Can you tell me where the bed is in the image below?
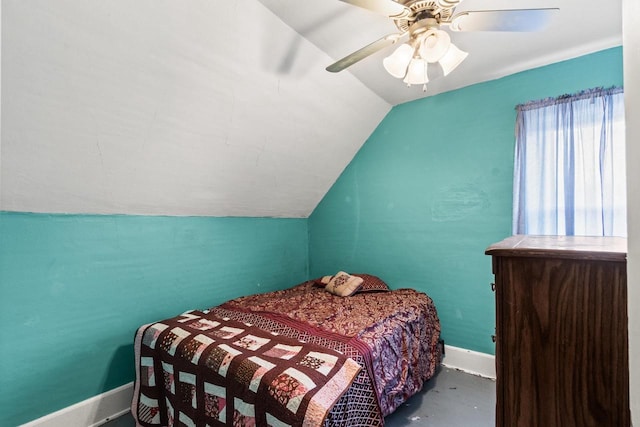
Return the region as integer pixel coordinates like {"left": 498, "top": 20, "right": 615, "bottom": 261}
{"left": 131, "top": 272, "right": 441, "bottom": 426}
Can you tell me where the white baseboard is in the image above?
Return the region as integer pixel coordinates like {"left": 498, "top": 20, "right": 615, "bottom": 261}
{"left": 20, "top": 382, "right": 134, "bottom": 427}
{"left": 441, "top": 344, "right": 496, "bottom": 379}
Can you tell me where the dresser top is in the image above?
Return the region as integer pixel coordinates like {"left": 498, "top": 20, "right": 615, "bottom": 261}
{"left": 486, "top": 235, "right": 627, "bottom": 261}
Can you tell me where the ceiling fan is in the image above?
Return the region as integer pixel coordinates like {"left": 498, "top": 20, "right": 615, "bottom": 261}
{"left": 326, "top": 0, "right": 558, "bottom": 90}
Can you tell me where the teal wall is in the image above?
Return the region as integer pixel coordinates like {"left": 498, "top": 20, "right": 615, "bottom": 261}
{"left": 309, "top": 47, "right": 624, "bottom": 355}
{"left": 0, "top": 212, "right": 308, "bottom": 426}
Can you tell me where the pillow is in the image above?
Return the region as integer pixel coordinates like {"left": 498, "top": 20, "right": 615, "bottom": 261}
{"left": 313, "top": 275, "right": 333, "bottom": 287}
{"left": 325, "top": 271, "right": 364, "bottom": 297}
{"left": 351, "top": 274, "right": 390, "bottom": 293}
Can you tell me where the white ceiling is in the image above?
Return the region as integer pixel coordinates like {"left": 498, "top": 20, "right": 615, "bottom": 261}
{"left": 258, "top": 0, "right": 623, "bottom": 105}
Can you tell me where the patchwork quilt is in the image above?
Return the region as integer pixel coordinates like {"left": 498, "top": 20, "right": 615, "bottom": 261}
{"left": 133, "top": 310, "right": 361, "bottom": 427}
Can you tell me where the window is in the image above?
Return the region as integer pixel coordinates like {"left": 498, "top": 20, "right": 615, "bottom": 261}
{"left": 513, "top": 87, "right": 626, "bottom": 237}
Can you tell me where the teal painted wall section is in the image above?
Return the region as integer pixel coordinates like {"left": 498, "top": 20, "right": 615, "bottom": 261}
{"left": 309, "top": 47, "right": 624, "bottom": 355}
{"left": 0, "top": 212, "right": 308, "bottom": 426}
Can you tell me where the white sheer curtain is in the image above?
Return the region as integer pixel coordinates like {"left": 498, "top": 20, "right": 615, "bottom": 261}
{"left": 513, "top": 87, "right": 627, "bottom": 237}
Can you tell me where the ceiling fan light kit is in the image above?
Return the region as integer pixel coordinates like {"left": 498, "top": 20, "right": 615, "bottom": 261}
{"left": 383, "top": 20, "right": 468, "bottom": 91}
{"left": 327, "top": 0, "right": 558, "bottom": 92}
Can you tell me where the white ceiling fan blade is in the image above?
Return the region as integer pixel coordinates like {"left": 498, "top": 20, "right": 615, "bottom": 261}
{"left": 450, "top": 8, "right": 559, "bottom": 32}
{"left": 326, "top": 33, "right": 405, "bottom": 72}
{"left": 339, "top": 0, "right": 412, "bottom": 19}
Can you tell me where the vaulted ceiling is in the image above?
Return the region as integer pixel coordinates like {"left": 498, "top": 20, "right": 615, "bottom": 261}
{"left": 0, "top": 0, "right": 622, "bottom": 218}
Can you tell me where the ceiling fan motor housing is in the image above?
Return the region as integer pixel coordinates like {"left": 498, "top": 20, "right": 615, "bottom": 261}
{"left": 394, "top": 0, "right": 459, "bottom": 32}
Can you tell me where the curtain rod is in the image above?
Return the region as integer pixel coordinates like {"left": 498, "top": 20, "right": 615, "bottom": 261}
{"left": 515, "top": 86, "right": 623, "bottom": 112}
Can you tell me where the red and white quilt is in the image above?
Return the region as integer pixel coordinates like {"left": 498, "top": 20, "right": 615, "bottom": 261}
{"left": 132, "top": 310, "right": 361, "bottom": 427}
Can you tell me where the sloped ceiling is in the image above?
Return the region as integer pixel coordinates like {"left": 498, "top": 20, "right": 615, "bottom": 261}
{"left": 0, "top": 0, "right": 390, "bottom": 218}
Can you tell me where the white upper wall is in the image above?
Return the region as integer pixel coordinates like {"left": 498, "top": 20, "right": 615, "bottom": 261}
{"left": 0, "top": 0, "right": 390, "bottom": 217}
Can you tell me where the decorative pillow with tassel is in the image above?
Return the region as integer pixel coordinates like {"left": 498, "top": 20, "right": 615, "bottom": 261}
{"left": 325, "top": 271, "right": 364, "bottom": 297}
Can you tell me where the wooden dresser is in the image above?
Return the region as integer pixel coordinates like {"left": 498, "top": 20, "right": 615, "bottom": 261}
{"left": 486, "top": 235, "right": 630, "bottom": 427}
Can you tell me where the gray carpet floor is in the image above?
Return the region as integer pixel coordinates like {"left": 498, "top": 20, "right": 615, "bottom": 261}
{"left": 385, "top": 367, "right": 495, "bottom": 426}
{"left": 106, "top": 366, "right": 495, "bottom": 427}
